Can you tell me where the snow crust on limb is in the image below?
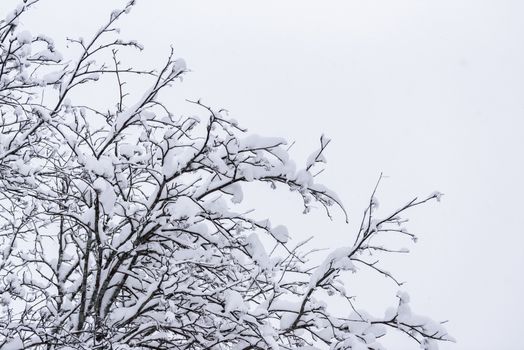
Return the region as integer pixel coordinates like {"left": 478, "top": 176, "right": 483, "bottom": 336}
{"left": 0, "top": 2, "right": 452, "bottom": 350}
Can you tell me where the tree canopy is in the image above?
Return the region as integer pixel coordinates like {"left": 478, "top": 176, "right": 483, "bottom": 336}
{"left": 0, "top": 2, "right": 453, "bottom": 349}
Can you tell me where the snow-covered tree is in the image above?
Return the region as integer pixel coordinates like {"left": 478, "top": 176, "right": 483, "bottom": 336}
{"left": 0, "top": 2, "right": 453, "bottom": 349}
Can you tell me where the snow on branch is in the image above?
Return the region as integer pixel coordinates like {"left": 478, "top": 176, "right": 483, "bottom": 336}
{"left": 0, "top": 3, "right": 452, "bottom": 350}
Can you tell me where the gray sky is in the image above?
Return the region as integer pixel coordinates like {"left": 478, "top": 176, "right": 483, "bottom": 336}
{"left": 9, "top": 0, "right": 524, "bottom": 348}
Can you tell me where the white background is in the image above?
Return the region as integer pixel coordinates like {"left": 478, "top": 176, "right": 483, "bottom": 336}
{"left": 6, "top": 0, "right": 524, "bottom": 349}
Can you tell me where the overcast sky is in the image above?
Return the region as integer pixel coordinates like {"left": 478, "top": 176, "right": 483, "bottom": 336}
{"left": 8, "top": 0, "right": 524, "bottom": 349}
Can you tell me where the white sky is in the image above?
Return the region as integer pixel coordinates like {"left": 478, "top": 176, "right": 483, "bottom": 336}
{"left": 6, "top": 0, "right": 524, "bottom": 349}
